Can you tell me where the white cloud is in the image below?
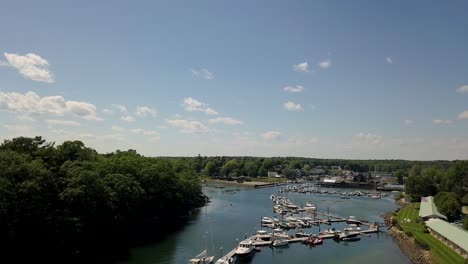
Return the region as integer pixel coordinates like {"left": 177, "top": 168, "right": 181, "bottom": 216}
{"left": 167, "top": 119, "right": 209, "bottom": 133}
{"left": 456, "top": 85, "right": 468, "bottom": 93}
{"left": 135, "top": 106, "right": 157, "bottom": 117}
{"left": 3, "top": 52, "right": 54, "bottom": 83}
{"left": 283, "top": 85, "right": 304, "bottom": 93}
{"left": 102, "top": 133, "right": 125, "bottom": 142}
{"left": 121, "top": 115, "right": 135, "bottom": 122}
{"left": 0, "top": 91, "right": 101, "bottom": 120}
{"left": 111, "top": 125, "right": 124, "bottom": 132}
{"left": 208, "top": 117, "right": 243, "bottom": 125}
{"left": 432, "top": 119, "right": 452, "bottom": 125}
{"left": 131, "top": 128, "right": 158, "bottom": 136}
{"left": 46, "top": 119, "right": 81, "bottom": 126}
{"left": 182, "top": 97, "right": 219, "bottom": 115}
{"left": 354, "top": 132, "right": 383, "bottom": 145}
{"left": 16, "top": 114, "right": 35, "bottom": 121}
{"left": 458, "top": 110, "right": 468, "bottom": 120}
{"left": 284, "top": 101, "right": 303, "bottom": 112}
{"left": 386, "top": 57, "right": 393, "bottom": 64}
{"left": 404, "top": 119, "right": 413, "bottom": 125}
{"left": 149, "top": 136, "right": 161, "bottom": 142}
{"left": 111, "top": 104, "right": 136, "bottom": 121}
{"left": 261, "top": 131, "right": 281, "bottom": 140}
{"left": 3, "top": 124, "right": 32, "bottom": 134}
{"left": 318, "top": 59, "right": 331, "bottom": 69}
{"left": 309, "top": 137, "right": 319, "bottom": 144}
{"left": 102, "top": 108, "right": 113, "bottom": 114}
{"left": 191, "top": 68, "right": 214, "bottom": 80}
{"left": 293, "top": 62, "right": 309, "bottom": 72}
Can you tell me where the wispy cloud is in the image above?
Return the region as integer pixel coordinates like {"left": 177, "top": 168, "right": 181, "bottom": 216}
{"left": 293, "top": 62, "right": 309, "bottom": 72}
{"left": 131, "top": 128, "right": 158, "bottom": 136}
{"left": 404, "top": 119, "right": 413, "bottom": 125}
{"left": 182, "top": 97, "right": 219, "bottom": 115}
{"left": 456, "top": 85, "right": 468, "bottom": 93}
{"left": 354, "top": 132, "right": 383, "bottom": 145}
{"left": 16, "top": 114, "right": 35, "bottom": 122}
{"left": 386, "top": 57, "right": 393, "bottom": 64}
{"left": 3, "top": 124, "right": 32, "bottom": 134}
{"left": 261, "top": 131, "right": 281, "bottom": 140}
{"left": 208, "top": 117, "right": 243, "bottom": 125}
{"left": 284, "top": 101, "right": 303, "bottom": 112}
{"left": 167, "top": 119, "right": 209, "bottom": 133}
{"left": 191, "top": 68, "right": 214, "bottom": 80}
{"left": 458, "top": 110, "right": 468, "bottom": 120}
{"left": 0, "top": 91, "right": 101, "bottom": 120}
{"left": 121, "top": 115, "right": 135, "bottom": 122}
{"left": 46, "top": 119, "right": 81, "bottom": 126}
{"left": 283, "top": 85, "right": 304, "bottom": 93}
{"left": 111, "top": 125, "right": 124, "bottom": 132}
{"left": 135, "top": 106, "right": 157, "bottom": 117}
{"left": 2, "top": 52, "right": 54, "bottom": 83}
{"left": 432, "top": 119, "right": 452, "bottom": 125}
{"left": 318, "top": 59, "right": 332, "bottom": 69}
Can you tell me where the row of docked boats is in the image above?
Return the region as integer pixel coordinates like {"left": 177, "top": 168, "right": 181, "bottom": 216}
{"left": 278, "top": 184, "right": 386, "bottom": 199}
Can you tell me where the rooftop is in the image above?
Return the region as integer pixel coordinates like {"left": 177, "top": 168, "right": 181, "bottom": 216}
{"left": 426, "top": 218, "right": 468, "bottom": 253}
{"left": 419, "top": 196, "right": 447, "bottom": 220}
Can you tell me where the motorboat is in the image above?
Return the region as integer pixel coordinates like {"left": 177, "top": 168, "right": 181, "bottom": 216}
{"left": 335, "top": 231, "right": 360, "bottom": 241}
{"left": 303, "top": 236, "right": 323, "bottom": 245}
{"left": 235, "top": 240, "right": 255, "bottom": 260}
{"left": 346, "top": 216, "right": 361, "bottom": 225}
{"left": 273, "top": 228, "right": 290, "bottom": 239}
{"left": 189, "top": 249, "right": 215, "bottom": 264}
{"left": 295, "top": 230, "right": 312, "bottom": 238}
{"left": 272, "top": 238, "right": 289, "bottom": 247}
{"left": 255, "top": 230, "right": 272, "bottom": 241}
{"left": 344, "top": 224, "right": 361, "bottom": 232}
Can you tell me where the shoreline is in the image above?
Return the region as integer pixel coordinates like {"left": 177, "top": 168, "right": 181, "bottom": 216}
{"left": 385, "top": 198, "right": 432, "bottom": 264}
{"left": 205, "top": 179, "right": 284, "bottom": 188}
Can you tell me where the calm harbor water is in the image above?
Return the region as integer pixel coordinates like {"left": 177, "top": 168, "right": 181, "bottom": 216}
{"left": 124, "top": 183, "right": 410, "bottom": 264}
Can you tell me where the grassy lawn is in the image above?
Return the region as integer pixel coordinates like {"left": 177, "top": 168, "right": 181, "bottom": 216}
{"left": 397, "top": 203, "right": 465, "bottom": 264}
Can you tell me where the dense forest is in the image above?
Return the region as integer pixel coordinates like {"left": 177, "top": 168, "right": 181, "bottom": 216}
{"left": 0, "top": 136, "right": 206, "bottom": 262}
{"left": 1, "top": 136, "right": 467, "bottom": 261}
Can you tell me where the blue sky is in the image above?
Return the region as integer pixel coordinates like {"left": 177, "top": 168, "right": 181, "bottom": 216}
{"left": 1, "top": 0, "right": 467, "bottom": 160}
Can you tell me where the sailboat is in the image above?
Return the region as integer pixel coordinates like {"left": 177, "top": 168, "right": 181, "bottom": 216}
{"left": 189, "top": 249, "right": 215, "bottom": 264}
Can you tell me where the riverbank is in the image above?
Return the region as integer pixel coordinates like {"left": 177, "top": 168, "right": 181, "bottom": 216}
{"left": 205, "top": 179, "right": 285, "bottom": 188}
{"left": 385, "top": 200, "right": 464, "bottom": 264}
{"left": 384, "top": 198, "right": 432, "bottom": 264}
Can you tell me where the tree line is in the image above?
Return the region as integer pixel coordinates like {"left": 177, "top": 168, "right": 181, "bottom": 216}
{"left": 0, "top": 136, "right": 206, "bottom": 262}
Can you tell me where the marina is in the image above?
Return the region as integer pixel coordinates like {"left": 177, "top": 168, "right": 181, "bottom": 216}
{"left": 215, "top": 192, "right": 382, "bottom": 263}
{"left": 124, "top": 183, "right": 410, "bottom": 264}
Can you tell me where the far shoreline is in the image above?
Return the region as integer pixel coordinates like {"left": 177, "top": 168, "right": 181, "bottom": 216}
{"left": 204, "top": 178, "right": 286, "bottom": 188}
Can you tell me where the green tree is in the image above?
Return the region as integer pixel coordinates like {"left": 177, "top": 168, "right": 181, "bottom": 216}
{"left": 204, "top": 161, "right": 217, "bottom": 176}
{"left": 244, "top": 161, "right": 258, "bottom": 177}
{"left": 221, "top": 159, "right": 239, "bottom": 176}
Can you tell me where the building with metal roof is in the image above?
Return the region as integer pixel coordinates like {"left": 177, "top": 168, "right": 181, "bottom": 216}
{"left": 418, "top": 196, "right": 447, "bottom": 221}
{"left": 425, "top": 218, "right": 468, "bottom": 259}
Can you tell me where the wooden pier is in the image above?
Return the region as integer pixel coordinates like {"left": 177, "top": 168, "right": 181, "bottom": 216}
{"left": 217, "top": 225, "right": 379, "bottom": 262}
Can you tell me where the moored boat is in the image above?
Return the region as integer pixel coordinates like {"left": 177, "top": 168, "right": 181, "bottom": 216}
{"left": 189, "top": 249, "right": 215, "bottom": 264}
{"left": 272, "top": 238, "right": 289, "bottom": 247}
{"left": 235, "top": 240, "right": 255, "bottom": 260}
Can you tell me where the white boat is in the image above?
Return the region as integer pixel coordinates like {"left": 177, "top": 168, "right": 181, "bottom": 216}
{"left": 273, "top": 228, "right": 290, "bottom": 239}
{"left": 272, "top": 238, "right": 289, "bottom": 247}
{"left": 344, "top": 224, "right": 361, "bottom": 232}
{"left": 235, "top": 240, "right": 255, "bottom": 259}
{"left": 304, "top": 202, "right": 316, "bottom": 211}
{"left": 255, "top": 230, "right": 272, "bottom": 241}
{"left": 189, "top": 249, "right": 215, "bottom": 264}
{"left": 335, "top": 231, "right": 360, "bottom": 241}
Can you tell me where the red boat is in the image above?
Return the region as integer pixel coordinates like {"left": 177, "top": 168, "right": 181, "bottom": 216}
{"left": 303, "top": 236, "right": 323, "bottom": 246}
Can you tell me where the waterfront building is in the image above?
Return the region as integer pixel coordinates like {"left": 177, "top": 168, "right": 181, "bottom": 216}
{"left": 425, "top": 218, "right": 468, "bottom": 259}
{"left": 418, "top": 196, "right": 448, "bottom": 221}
